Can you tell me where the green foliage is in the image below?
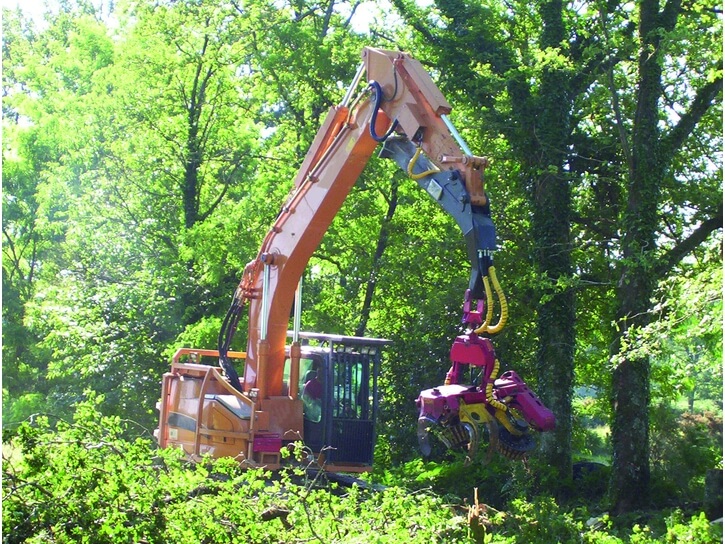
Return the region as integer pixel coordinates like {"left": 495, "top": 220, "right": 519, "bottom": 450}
{"left": 646, "top": 254, "right": 722, "bottom": 407}
{"left": 572, "top": 392, "right": 611, "bottom": 463}
{"left": 494, "top": 497, "right": 585, "bottom": 543}
{"left": 1, "top": 393, "right": 46, "bottom": 426}
{"left": 475, "top": 499, "right": 722, "bottom": 544}
{"left": 658, "top": 511, "right": 722, "bottom": 544}
{"left": 650, "top": 405, "right": 723, "bottom": 506}
{"left": 3, "top": 398, "right": 472, "bottom": 543}
{"left": 622, "top": 511, "right": 723, "bottom": 544}
{"left": 4, "top": 400, "right": 721, "bottom": 543}
{"left": 165, "top": 316, "right": 224, "bottom": 359}
{"left": 375, "top": 457, "right": 514, "bottom": 507}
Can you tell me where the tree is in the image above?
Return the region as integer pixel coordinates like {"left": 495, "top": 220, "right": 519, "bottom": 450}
{"left": 606, "top": 0, "right": 722, "bottom": 511}
{"left": 2, "top": 6, "right": 120, "bottom": 420}
{"left": 390, "top": 0, "right": 722, "bottom": 508}
{"left": 2, "top": 1, "right": 263, "bottom": 425}
{"left": 389, "top": 0, "right": 588, "bottom": 490}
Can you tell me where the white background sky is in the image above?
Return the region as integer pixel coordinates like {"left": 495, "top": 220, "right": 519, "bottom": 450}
{"left": 1, "top": 0, "right": 397, "bottom": 34}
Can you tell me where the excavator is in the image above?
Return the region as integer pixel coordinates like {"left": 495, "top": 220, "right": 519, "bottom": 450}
{"left": 154, "top": 47, "right": 554, "bottom": 472}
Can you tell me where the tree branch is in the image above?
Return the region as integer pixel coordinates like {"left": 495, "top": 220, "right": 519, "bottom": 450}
{"left": 389, "top": 0, "right": 439, "bottom": 45}
{"left": 654, "top": 206, "right": 723, "bottom": 278}
{"left": 597, "top": 10, "right": 634, "bottom": 177}
{"left": 2, "top": 227, "right": 20, "bottom": 280}
{"left": 660, "top": 71, "right": 723, "bottom": 158}
{"left": 310, "top": 253, "right": 345, "bottom": 276}
{"left": 198, "top": 161, "right": 242, "bottom": 223}
{"left": 570, "top": 213, "right": 619, "bottom": 241}
{"left": 342, "top": 0, "right": 362, "bottom": 28}
{"left": 658, "top": 0, "right": 683, "bottom": 31}
{"left": 356, "top": 179, "right": 398, "bottom": 336}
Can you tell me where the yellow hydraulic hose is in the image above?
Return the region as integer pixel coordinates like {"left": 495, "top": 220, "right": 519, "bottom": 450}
{"left": 474, "top": 266, "right": 508, "bottom": 335}
{"left": 407, "top": 146, "right": 440, "bottom": 180}
{"left": 480, "top": 273, "right": 495, "bottom": 331}
{"left": 486, "top": 358, "right": 508, "bottom": 412}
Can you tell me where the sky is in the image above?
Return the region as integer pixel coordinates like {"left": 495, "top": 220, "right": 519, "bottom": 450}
{"left": 0, "top": 0, "right": 396, "bottom": 34}
{"left": 2, "top": 0, "right": 49, "bottom": 17}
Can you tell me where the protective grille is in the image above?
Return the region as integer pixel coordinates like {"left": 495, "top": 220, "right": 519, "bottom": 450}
{"left": 329, "top": 419, "right": 375, "bottom": 464}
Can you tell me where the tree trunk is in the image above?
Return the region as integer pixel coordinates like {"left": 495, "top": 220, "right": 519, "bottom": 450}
{"left": 609, "top": 0, "right": 666, "bottom": 512}
{"left": 528, "top": 0, "right": 576, "bottom": 490}
{"left": 355, "top": 179, "right": 399, "bottom": 337}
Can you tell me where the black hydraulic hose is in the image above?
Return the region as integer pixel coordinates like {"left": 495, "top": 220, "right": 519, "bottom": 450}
{"left": 217, "top": 304, "right": 235, "bottom": 354}
{"left": 217, "top": 301, "right": 243, "bottom": 391}
{"left": 368, "top": 81, "right": 399, "bottom": 142}
{"left": 218, "top": 302, "right": 239, "bottom": 358}
{"left": 477, "top": 250, "right": 492, "bottom": 281}
{"left": 220, "top": 309, "right": 239, "bottom": 357}
{"left": 473, "top": 194, "right": 494, "bottom": 279}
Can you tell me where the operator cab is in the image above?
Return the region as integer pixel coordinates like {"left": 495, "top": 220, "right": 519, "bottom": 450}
{"left": 285, "top": 332, "right": 390, "bottom": 468}
{"left": 155, "top": 332, "right": 389, "bottom": 471}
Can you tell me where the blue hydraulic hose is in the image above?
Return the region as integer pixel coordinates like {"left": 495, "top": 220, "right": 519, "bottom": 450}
{"left": 368, "top": 81, "right": 399, "bottom": 142}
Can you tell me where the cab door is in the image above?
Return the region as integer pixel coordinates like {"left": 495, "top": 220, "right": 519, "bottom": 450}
{"left": 297, "top": 355, "right": 325, "bottom": 453}
{"left": 324, "top": 347, "right": 377, "bottom": 465}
